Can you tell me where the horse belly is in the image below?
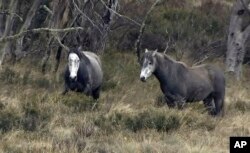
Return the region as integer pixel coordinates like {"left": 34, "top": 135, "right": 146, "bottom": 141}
{"left": 186, "top": 86, "right": 212, "bottom": 102}
{"left": 92, "top": 69, "right": 103, "bottom": 89}
{"left": 87, "top": 56, "right": 103, "bottom": 90}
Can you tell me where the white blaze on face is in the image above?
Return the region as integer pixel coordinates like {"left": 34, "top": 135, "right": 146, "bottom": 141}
{"left": 68, "top": 53, "right": 80, "bottom": 79}
{"left": 140, "top": 58, "right": 154, "bottom": 80}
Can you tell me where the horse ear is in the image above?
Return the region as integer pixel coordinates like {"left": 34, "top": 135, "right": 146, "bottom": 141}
{"left": 152, "top": 49, "right": 158, "bottom": 56}
{"left": 145, "top": 48, "right": 149, "bottom": 53}
{"left": 77, "top": 46, "right": 82, "bottom": 52}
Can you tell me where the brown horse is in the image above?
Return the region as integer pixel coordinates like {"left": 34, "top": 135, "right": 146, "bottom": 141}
{"left": 140, "top": 49, "right": 225, "bottom": 116}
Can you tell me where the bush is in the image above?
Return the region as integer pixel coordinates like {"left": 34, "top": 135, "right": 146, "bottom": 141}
{"left": 0, "top": 68, "right": 20, "bottom": 84}
{"left": 228, "top": 100, "right": 250, "bottom": 113}
{"left": 22, "top": 70, "right": 31, "bottom": 85}
{"left": 32, "top": 78, "right": 51, "bottom": 89}
{"left": 0, "top": 110, "right": 21, "bottom": 132}
{"left": 20, "top": 94, "right": 53, "bottom": 131}
{"left": 62, "top": 93, "right": 98, "bottom": 112}
{"left": 124, "top": 111, "right": 180, "bottom": 132}
{"left": 183, "top": 115, "right": 216, "bottom": 131}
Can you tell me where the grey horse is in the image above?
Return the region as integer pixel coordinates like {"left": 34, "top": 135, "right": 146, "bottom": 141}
{"left": 140, "top": 49, "right": 225, "bottom": 116}
{"left": 63, "top": 48, "right": 103, "bottom": 100}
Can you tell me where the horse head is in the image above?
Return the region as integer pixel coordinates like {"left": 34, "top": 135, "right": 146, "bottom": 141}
{"left": 140, "top": 48, "right": 158, "bottom": 82}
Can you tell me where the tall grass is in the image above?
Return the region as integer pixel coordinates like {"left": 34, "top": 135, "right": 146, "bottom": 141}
{"left": 0, "top": 50, "right": 249, "bottom": 152}
{"left": 0, "top": 0, "right": 249, "bottom": 152}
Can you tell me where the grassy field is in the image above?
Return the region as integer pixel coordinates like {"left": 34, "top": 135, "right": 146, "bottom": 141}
{"left": 0, "top": 50, "right": 250, "bottom": 153}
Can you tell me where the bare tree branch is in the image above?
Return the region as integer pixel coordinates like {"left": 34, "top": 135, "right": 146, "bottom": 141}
{"left": 192, "top": 55, "right": 209, "bottom": 66}
{"left": 100, "top": 0, "right": 141, "bottom": 27}
{"left": 40, "top": 5, "right": 53, "bottom": 15}
{"left": 240, "top": 0, "right": 250, "bottom": 15}
{"left": 135, "top": 0, "right": 162, "bottom": 62}
{"left": 0, "top": 0, "right": 19, "bottom": 67}
{"left": 0, "top": 27, "right": 85, "bottom": 43}
{"left": 72, "top": 0, "right": 103, "bottom": 34}
{"left": 53, "top": 34, "right": 69, "bottom": 51}
{"left": 0, "top": 10, "right": 23, "bottom": 22}
{"left": 163, "top": 28, "right": 177, "bottom": 55}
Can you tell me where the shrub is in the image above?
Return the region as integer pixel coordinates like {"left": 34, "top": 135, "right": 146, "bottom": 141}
{"left": 62, "top": 94, "right": 98, "bottom": 112}
{"left": 183, "top": 115, "right": 216, "bottom": 131}
{"left": 124, "top": 111, "right": 180, "bottom": 132}
{"left": 20, "top": 94, "right": 53, "bottom": 131}
{"left": 228, "top": 100, "right": 250, "bottom": 113}
{"left": 22, "top": 70, "right": 31, "bottom": 85}
{"left": 94, "top": 110, "right": 181, "bottom": 133}
{"left": 0, "top": 110, "right": 21, "bottom": 132}
{"left": 0, "top": 68, "right": 20, "bottom": 84}
{"left": 32, "top": 78, "right": 51, "bottom": 89}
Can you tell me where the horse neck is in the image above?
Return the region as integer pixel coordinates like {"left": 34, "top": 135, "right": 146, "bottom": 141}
{"left": 77, "top": 52, "right": 91, "bottom": 80}
{"left": 154, "top": 54, "right": 180, "bottom": 86}
{"left": 80, "top": 52, "right": 91, "bottom": 65}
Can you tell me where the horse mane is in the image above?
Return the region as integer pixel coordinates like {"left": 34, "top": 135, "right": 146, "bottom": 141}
{"left": 69, "top": 48, "right": 90, "bottom": 64}
{"left": 158, "top": 52, "right": 188, "bottom": 68}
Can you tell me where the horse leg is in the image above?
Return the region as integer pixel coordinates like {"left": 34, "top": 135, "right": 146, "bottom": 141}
{"left": 92, "top": 86, "right": 101, "bottom": 100}
{"left": 91, "top": 87, "right": 101, "bottom": 110}
{"left": 62, "top": 84, "right": 69, "bottom": 95}
{"left": 213, "top": 94, "right": 224, "bottom": 116}
{"left": 165, "top": 93, "right": 185, "bottom": 109}
{"left": 164, "top": 94, "right": 176, "bottom": 108}
{"left": 177, "top": 99, "right": 186, "bottom": 110}
{"left": 203, "top": 94, "right": 215, "bottom": 115}
{"left": 83, "top": 83, "right": 92, "bottom": 96}
{"left": 175, "top": 95, "right": 186, "bottom": 109}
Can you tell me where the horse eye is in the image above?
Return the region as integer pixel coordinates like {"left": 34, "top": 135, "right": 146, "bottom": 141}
{"left": 149, "top": 62, "right": 152, "bottom": 65}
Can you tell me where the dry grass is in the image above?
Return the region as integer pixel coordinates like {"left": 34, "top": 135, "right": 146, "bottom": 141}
{"left": 0, "top": 51, "right": 249, "bottom": 153}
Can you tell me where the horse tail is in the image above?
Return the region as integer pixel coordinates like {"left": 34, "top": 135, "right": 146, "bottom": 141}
{"left": 214, "top": 71, "right": 226, "bottom": 117}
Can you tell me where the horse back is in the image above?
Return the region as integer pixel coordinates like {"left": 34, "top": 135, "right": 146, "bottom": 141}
{"left": 83, "top": 51, "right": 102, "bottom": 66}
{"left": 178, "top": 64, "right": 223, "bottom": 101}
{"left": 82, "top": 51, "right": 103, "bottom": 88}
{"left": 204, "top": 64, "right": 225, "bottom": 95}
{"left": 191, "top": 64, "right": 225, "bottom": 94}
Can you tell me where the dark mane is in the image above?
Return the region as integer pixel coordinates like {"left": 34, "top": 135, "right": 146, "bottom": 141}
{"left": 69, "top": 48, "right": 90, "bottom": 64}
{"left": 156, "top": 52, "right": 188, "bottom": 69}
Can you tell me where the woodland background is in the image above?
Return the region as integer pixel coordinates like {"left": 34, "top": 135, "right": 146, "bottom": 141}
{"left": 0, "top": 0, "right": 250, "bottom": 153}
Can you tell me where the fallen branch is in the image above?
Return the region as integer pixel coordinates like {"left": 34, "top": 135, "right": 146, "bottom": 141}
{"left": 0, "top": 27, "right": 85, "bottom": 43}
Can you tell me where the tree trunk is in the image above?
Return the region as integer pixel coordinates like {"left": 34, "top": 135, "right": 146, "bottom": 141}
{"left": 0, "top": 0, "right": 123, "bottom": 71}
{"left": 0, "top": 1, "right": 5, "bottom": 37}
{"left": 15, "top": 0, "right": 42, "bottom": 59}
{"left": 0, "top": 0, "right": 18, "bottom": 67}
{"left": 99, "top": 0, "right": 118, "bottom": 52}
{"left": 226, "top": 0, "right": 250, "bottom": 80}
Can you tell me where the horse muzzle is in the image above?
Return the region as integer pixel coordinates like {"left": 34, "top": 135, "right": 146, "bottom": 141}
{"left": 69, "top": 76, "right": 77, "bottom": 82}
{"left": 140, "top": 76, "right": 146, "bottom": 82}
